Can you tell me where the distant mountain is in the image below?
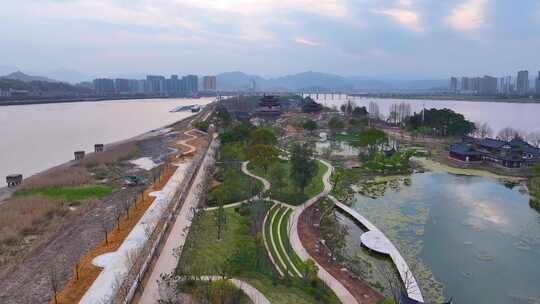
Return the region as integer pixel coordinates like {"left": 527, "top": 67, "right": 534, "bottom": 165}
{"left": 0, "top": 71, "right": 58, "bottom": 83}
{"left": 216, "top": 71, "right": 446, "bottom": 92}
{"left": 44, "top": 68, "right": 91, "bottom": 84}
{"left": 0, "top": 66, "right": 19, "bottom": 76}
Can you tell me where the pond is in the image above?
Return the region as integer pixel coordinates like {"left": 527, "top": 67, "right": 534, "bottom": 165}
{"left": 343, "top": 172, "right": 540, "bottom": 304}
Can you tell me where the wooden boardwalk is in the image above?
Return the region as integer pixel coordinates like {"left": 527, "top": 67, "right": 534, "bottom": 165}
{"left": 329, "top": 195, "right": 424, "bottom": 302}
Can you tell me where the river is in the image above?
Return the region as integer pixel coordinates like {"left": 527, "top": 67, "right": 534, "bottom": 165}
{"left": 307, "top": 96, "right": 540, "bottom": 135}
{"left": 0, "top": 98, "right": 212, "bottom": 181}
{"left": 344, "top": 172, "right": 540, "bottom": 304}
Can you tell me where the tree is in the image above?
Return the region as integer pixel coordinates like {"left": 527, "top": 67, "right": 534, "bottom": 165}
{"left": 474, "top": 122, "right": 493, "bottom": 138}
{"left": 354, "top": 128, "right": 388, "bottom": 159}
{"left": 406, "top": 108, "right": 475, "bottom": 137}
{"left": 527, "top": 132, "right": 540, "bottom": 147}
{"left": 290, "top": 144, "right": 318, "bottom": 193}
{"left": 213, "top": 187, "right": 228, "bottom": 241}
{"left": 303, "top": 120, "right": 318, "bottom": 133}
{"left": 368, "top": 101, "right": 380, "bottom": 122}
{"left": 270, "top": 165, "right": 287, "bottom": 196}
{"left": 497, "top": 127, "right": 520, "bottom": 141}
{"left": 301, "top": 259, "right": 319, "bottom": 285}
{"left": 247, "top": 144, "right": 278, "bottom": 173}
{"left": 328, "top": 116, "right": 345, "bottom": 135}
{"left": 352, "top": 106, "right": 368, "bottom": 117}
{"left": 221, "top": 143, "right": 245, "bottom": 164}
{"left": 248, "top": 128, "right": 277, "bottom": 146}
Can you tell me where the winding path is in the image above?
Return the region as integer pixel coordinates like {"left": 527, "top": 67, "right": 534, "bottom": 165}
{"left": 197, "top": 276, "right": 271, "bottom": 304}
{"left": 204, "top": 161, "right": 270, "bottom": 211}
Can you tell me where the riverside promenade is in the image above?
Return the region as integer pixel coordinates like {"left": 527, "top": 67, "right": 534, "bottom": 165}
{"left": 329, "top": 195, "right": 424, "bottom": 302}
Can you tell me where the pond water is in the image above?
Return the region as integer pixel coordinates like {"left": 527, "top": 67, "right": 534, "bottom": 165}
{"left": 307, "top": 95, "right": 540, "bottom": 135}
{"left": 346, "top": 172, "right": 540, "bottom": 304}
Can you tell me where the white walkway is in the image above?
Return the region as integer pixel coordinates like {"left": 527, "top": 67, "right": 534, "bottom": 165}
{"left": 138, "top": 137, "right": 219, "bottom": 304}
{"left": 330, "top": 196, "right": 424, "bottom": 302}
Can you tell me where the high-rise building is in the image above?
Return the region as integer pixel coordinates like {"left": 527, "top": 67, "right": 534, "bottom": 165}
{"left": 471, "top": 77, "right": 481, "bottom": 93}
{"left": 182, "top": 75, "right": 198, "bottom": 95}
{"left": 114, "top": 78, "right": 130, "bottom": 94}
{"left": 516, "top": 70, "right": 529, "bottom": 95}
{"left": 146, "top": 75, "right": 166, "bottom": 95}
{"left": 449, "top": 77, "right": 458, "bottom": 92}
{"left": 166, "top": 75, "right": 181, "bottom": 96}
{"left": 479, "top": 75, "right": 498, "bottom": 95}
{"left": 536, "top": 71, "right": 540, "bottom": 94}
{"left": 93, "top": 78, "right": 115, "bottom": 95}
{"left": 461, "top": 77, "right": 469, "bottom": 91}
{"left": 202, "top": 76, "right": 217, "bottom": 91}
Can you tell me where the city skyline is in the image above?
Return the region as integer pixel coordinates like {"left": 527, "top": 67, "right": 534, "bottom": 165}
{"left": 2, "top": 1, "right": 540, "bottom": 79}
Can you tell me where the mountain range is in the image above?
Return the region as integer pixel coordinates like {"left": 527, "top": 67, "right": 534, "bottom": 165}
{"left": 215, "top": 71, "right": 448, "bottom": 92}
{"left": 0, "top": 69, "right": 448, "bottom": 91}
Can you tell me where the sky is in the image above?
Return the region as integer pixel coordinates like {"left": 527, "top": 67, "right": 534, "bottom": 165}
{"left": 1, "top": 0, "right": 540, "bottom": 79}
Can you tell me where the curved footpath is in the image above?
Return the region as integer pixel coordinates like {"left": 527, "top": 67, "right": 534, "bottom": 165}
{"left": 204, "top": 161, "right": 270, "bottom": 211}
{"left": 288, "top": 160, "right": 359, "bottom": 304}
{"left": 191, "top": 276, "right": 270, "bottom": 304}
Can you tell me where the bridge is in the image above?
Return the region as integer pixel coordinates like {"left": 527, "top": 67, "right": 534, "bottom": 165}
{"left": 328, "top": 195, "right": 425, "bottom": 302}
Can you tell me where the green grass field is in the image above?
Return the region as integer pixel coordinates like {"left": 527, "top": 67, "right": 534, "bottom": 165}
{"left": 250, "top": 159, "right": 327, "bottom": 205}
{"left": 16, "top": 185, "right": 114, "bottom": 201}
{"left": 179, "top": 207, "right": 341, "bottom": 304}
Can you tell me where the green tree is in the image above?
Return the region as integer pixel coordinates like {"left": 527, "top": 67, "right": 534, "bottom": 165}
{"left": 328, "top": 116, "right": 345, "bottom": 135}
{"left": 221, "top": 143, "right": 245, "bottom": 163}
{"left": 355, "top": 128, "right": 388, "bottom": 159}
{"left": 249, "top": 128, "right": 277, "bottom": 146}
{"left": 290, "top": 144, "right": 318, "bottom": 193}
{"left": 303, "top": 120, "right": 318, "bottom": 133}
{"left": 302, "top": 259, "right": 319, "bottom": 285}
{"left": 247, "top": 144, "right": 279, "bottom": 173}
{"left": 270, "top": 164, "right": 287, "bottom": 196}
{"left": 213, "top": 187, "right": 228, "bottom": 241}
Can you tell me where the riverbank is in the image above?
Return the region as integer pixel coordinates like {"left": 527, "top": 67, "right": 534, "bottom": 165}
{"left": 0, "top": 95, "right": 217, "bottom": 107}
{"left": 0, "top": 104, "right": 213, "bottom": 303}
{"left": 352, "top": 95, "right": 540, "bottom": 104}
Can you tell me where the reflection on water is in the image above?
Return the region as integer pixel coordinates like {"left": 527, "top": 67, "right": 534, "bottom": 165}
{"left": 348, "top": 172, "right": 540, "bottom": 304}
{"left": 309, "top": 96, "right": 540, "bottom": 135}
{"left": 0, "top": 98, "right": 212, "bottom": 179}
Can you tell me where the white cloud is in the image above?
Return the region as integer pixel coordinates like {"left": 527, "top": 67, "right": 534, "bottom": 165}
{"left": 372, "top": 8, "right": 423, "bottom": 32}
{"left": 294, "top": 37, "right": 321, "bottom": 47}
{"left": 446, "top": 0, "right": 487, "bottom": 31}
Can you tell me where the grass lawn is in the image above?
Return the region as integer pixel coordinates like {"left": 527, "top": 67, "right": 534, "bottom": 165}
{"left": 334, "top": 131, "right": 363, "bottom": 142}
{"left": 179, "top": 207, "right": 341, "bottom": 304}
{"left": 16, "top": 185, "right": 114, "bottom": 201}
{"left": 249, "top": 159, "right": 327, "bottom": 205}
{"left": 278, "top": 208, "right": 304, "bottom": 272}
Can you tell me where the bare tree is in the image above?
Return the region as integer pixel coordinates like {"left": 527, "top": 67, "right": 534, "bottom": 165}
{"left": 497, "top": 127, "right": 520, "bottom": 141}
{"left": 474, "top": 122, "right": 493, "bottom": 138}
{"left": 101, "top": 221, "right": 110, "bottom": 246}
{"left": 527, "top": 132, "right": 540, "bottom": 147}
{"left": 48, "top": 264, "right": 60, "bottom": 304}
{"left": 368, "top": 101, "right": 380, "bottom": 123}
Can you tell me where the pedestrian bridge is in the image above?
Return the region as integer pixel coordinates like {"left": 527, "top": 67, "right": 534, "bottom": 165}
{"left": 328, "top": 195, "right": 424, "bottom": 302}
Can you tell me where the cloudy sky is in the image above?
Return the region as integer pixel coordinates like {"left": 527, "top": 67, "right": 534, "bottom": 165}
{"left": 1, "top": 0, "right": 540, "bottom": 79}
